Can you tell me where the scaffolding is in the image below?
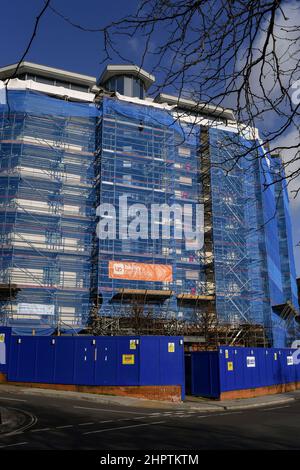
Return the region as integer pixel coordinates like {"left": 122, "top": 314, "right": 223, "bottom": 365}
{"left": 0, "top": 89, "right": 298, "bottom": 346}
{"left": 87, "top": 97, "right": 275, "bottom": 346}
{"left": 0, "top": 90, "right": 97, "bottom": 333}
{"left": 90, "top": 97, "right": 210, "bottom": 327}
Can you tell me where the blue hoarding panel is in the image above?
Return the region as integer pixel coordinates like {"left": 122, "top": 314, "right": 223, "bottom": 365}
{"left": 159, "top": 337, "right": 184, "bottom": 387}
{"left": 8, "top": 336, "right": 37, "bottom": 382}
{"left": 283, "top": 349, "right": 296, "bottom": 384}
{"left": 261, "top": 349, "right": 271, "bottom": 386}
{"left": 53, "top": 337, "right": 75, "bottom": 384}
{"left": 0, "top": 327, "right": 11, "bottom": 374}
{"left": 279, "top": 350, "right": 289, "bottom": 384}
{"left": 295, "top": 350, "right": 300, "bottom": 383}
{"left": 95, "top": 337, "right": 118, "bottom": 385}
{"left": 243, "top": 348, "right": 259, "bottom": 389}
{"left": 139, "top": 336, "right": 160, "bottom": 385}
{"left": 189, "top": 346, "right": 300, "bottom": 398}
{"left": 117, "top": 337, "right": 140, "bottom": 386}
{"left": 5, "top": 334, "right": 185, "bottom": 395}
{"left": 74, "top": 337, "right": 96, "bottom": 386}
{"left": 35, "top": 337, "right": 55, "bottom": 383}
{"left": 272, "top": 349, "right": 282, "bottom": 384}
{"left": 219, "top": 347, "right": 238, "bottom": 391}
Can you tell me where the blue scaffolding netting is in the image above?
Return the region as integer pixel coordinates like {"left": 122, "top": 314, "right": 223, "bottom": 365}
{"left": 0, "top": 90, "right": 98, "bottom": 334}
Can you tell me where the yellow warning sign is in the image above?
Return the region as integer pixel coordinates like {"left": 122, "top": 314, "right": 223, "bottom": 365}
{"left": 0, "top": 334, "right": 5, "bottom": 343}
{"left": 227, "top": 361, "right": 233, "bottom": 371}
{"left": 168, "top": 342, "right": 175, "bottom": 353}
{"left": 130, "top": 340, "right": 136, "bottom": 350}
{"left": 122, "top": 354, "right": 135, "bottom": 365}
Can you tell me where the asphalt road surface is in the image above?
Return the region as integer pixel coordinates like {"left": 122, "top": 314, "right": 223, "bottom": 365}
{"left": 0, "top": 389, "right": 300, "bottom": 450}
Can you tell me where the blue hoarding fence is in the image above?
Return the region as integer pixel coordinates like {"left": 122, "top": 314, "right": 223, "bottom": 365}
{"left": 0, "top": 329, "right": 185, "bottom": 400}
{"left": 0, "top": 327, "right": 11, "bottom": 375}
{"left": 188, "top": 346, "right": 300, "bottom": 399}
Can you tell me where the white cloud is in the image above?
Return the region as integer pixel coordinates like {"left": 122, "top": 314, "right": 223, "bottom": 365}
{"left": 272, "top": 127, "right": 300, "bottom": 276}
{"left": 246, "top": 0, "right": 300, "bottom": 276}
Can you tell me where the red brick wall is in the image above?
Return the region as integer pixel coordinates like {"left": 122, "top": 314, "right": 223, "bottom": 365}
{"left": 220, "top": 382, "right": 300, "bottom": 400}
{"left": 0, "top": 373, "right": 7, "bottom": 383}
{"left": 2, "top": 380, "right": 182, "bottom": 402}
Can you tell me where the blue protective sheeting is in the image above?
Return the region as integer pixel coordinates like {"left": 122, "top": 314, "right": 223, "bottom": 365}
{"left": 188, "top": 346, "right": 300, "bottom": 398}
{"left": 7, "top": 333, "right": 185, "bottom": 398}
{"left": 0, "top": 90, "right": 97, "bottom": 335}
{"left": 103, "top": 97, "right": 186, "bottom": 139}
{"left": 1, "top": 90, "right": 99, "bottom": 117}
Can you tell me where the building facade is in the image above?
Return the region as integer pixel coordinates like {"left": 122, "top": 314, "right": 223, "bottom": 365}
{"left": 0, "top": 62, "right": 298, "bottom": 346}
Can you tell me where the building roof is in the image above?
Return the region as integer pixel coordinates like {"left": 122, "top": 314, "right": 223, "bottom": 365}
{"left": 0, "top": 61, "right": 97, "bottom": 88}
{"left": 97, "top": 64, "right": 155, "bottom": 90}
{"left": 154, "top": 93, "right": 235, "bottom": 121}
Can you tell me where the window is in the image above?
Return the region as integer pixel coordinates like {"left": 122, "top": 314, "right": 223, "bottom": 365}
{"left": 43, "top": 266, "right": 60, "bottom": 286}
{"left": 186, "top": 270, "right": 199, "bottom": 280}
{"left": 35, "top": 75, "right": 55, "bottom": 86}
{"left": 132, "top": 78, "right": 144, "bottom": 99}
{"left": 178, "top": 147, "right": 191, "bottom": 157}
{"left": 70, "top": 83, "right": 90, "bottom": 93}
{"left": 56, "top": 79, "right": 71, "bottom": 88}
{"left": 179, "top": 176, "right": 192, "bottom": 185}
{"left": 45, "top": 230, "right": 61, "bottom": 247}
{"left": 106, "top": 77, "right": 124, "bottom": 94}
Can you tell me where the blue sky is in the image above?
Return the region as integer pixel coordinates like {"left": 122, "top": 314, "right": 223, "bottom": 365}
{"left": 0, "top": 0, "right": 299, "bottom": 275}
{"left": 0, "top": 0, "right": 142, "bottom": 78}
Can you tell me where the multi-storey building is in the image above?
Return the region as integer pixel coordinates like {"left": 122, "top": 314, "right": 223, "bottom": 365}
{"left": 0, "top": 62, "right": 298, "bottom": 346}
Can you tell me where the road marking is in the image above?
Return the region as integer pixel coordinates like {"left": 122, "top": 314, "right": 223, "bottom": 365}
{"left": 0, "top": 442, "right": 28, "bottom": 449}
{"left": 0, "top": 396, "right": 27, "bottom": 402}
{"left": 3, "top": 408, "right": 37, "bottom": 436}
{"left": 30, "top": 428, "right": 50, "bottom": 433}
{"left": 262, "top": 406, "right": 291, "bottom": 411}
{"left": 197, "top": 411, "right": 243, "bottom": 418}
{"left": 73, "top": 406, "right": 145, "bottom": 415}
{"left": 98, "top": 420, "right": 114, "bottom": 423}
{"left": 78, "top": 422, "right": 94, "bottom": 426}
{"left": 133, "top": 416, "right": 147, "bottom": 420}
{"left": 56, "top": 425, "right": 74, "bottom": 429}
{"left": 83, "top": 420, "right": 165, "bottom": 435}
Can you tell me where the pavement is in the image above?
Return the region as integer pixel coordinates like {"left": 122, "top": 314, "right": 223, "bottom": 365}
{"left": 1, "top": 385, "right": 300, "bottom": 449}
{"left": 0, "top": 383, "right": 299, "bottom": 412}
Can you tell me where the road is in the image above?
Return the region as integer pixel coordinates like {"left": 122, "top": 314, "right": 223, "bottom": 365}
{"left": 0, "top": 389, "right": 300, "bottom": 450}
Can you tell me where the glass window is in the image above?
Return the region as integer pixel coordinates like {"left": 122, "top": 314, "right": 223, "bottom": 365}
{"left": 26, "top": 74, "right": 36, "bottom": 81}
{"left": 70, "top": 83, "right": 89, "bottom": 93}
{"left": 55, "top": 79, "right": 71, "bottom": 88}
{"left": 106, "top": 77, "right": 124, "bottom": 94}
{"left": 132, "top": 78, "right": 144, "bottom": 99}
{"left": 116, "top": 77, "right": 124, "bottom": 94}
{"left": 35, "top": 75, "right": 55, "bottom": 86}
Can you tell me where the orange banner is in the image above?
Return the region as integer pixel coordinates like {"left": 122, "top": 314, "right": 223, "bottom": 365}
{"left": 109, "top": 261, "right": 173, "bottom": 282}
